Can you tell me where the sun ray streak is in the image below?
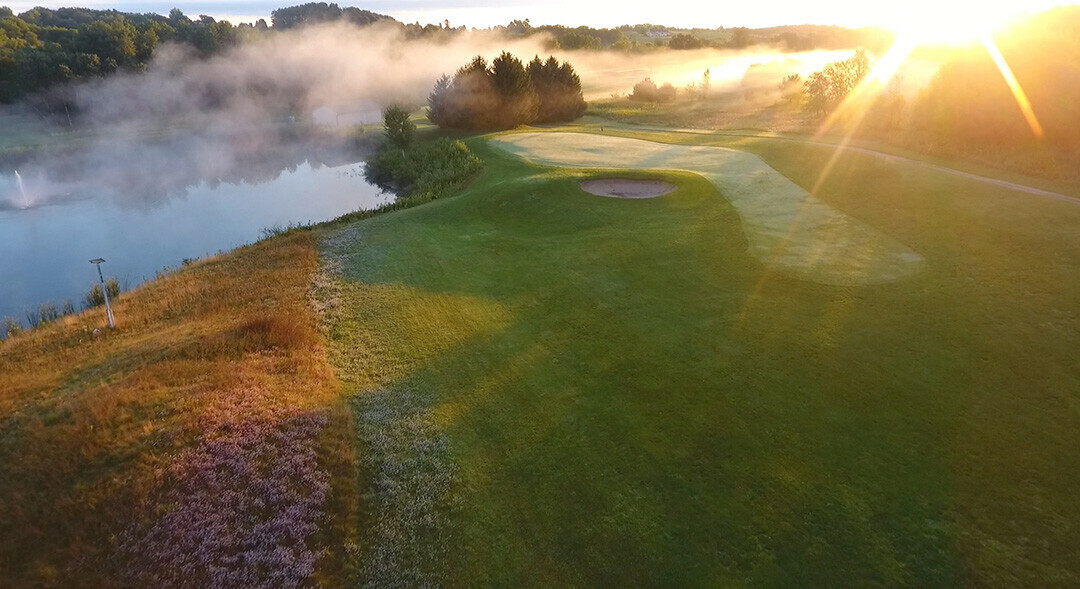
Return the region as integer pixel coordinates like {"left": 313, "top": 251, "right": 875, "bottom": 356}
{"left": 981, "top": 35, "right": 1045, "bottom": 138}
{"left": 738, "top": 37, "right": 919, "bottom": 323}
{"left": 810, "top": 37, "right": 919, "bottom": 197}
{"left": 815, "top": 37, "right": 918, "bottom": 139}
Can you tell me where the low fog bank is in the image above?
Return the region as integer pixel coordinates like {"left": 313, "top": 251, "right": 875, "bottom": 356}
{"left": 2, "top": 22, "right": 549, "bottom": 210}
{"left": 0, "top": 129, "right": 361, "bottom": 211}
{"left": 2, "top": 21, "right": 894, "bottom": 210}
{"left": 76, "top": 21, "right": 869, "bottom": 124}
{"left": 575, "top": 47, "right": 853, "bottom": 99}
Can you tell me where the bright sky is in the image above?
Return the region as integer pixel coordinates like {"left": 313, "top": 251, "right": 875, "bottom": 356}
{"left": 2, "top": 0, "right": 1074, "bottom": 30}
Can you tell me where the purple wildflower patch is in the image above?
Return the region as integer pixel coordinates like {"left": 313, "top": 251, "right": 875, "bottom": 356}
{"left": 121, "top": 388, "right": 330, "bottom": 589}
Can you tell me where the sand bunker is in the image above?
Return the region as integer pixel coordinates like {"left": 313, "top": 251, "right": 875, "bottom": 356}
{"left": 581, "top": 178, "right": 676, "bottom": 199}
{"left": 491, "top": 132, "right": 924, "bottom": 286}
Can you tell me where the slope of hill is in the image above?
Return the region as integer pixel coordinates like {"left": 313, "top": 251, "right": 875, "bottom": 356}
{"left": 3, "top": 126, "right": 1080, "bottom": 586}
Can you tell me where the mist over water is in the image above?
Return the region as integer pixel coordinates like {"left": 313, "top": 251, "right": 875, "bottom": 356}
{"left": 0, "top": 159, "right": 389, "bottom": 321}
{"left": 1, "top": 20, "right": 906, "bottom": 322}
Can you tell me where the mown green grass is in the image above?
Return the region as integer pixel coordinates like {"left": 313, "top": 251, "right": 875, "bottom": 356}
{"left": 322, "top": 132, "right": 1080, "bottom": 587}
{"left": 564, "top": 116, "right": 1080, "bottom": 199}
{"left": 586, "top": 94, "right": 1080, "bottom": 189}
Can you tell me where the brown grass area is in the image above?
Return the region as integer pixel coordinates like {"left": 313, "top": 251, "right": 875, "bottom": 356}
{"left": 0, "top": 232, "right": 353, "bottom": 587}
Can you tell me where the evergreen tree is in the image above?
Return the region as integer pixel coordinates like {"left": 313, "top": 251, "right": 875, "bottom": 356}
{"left": 490, "top": 51, "right": 538, "bottom": 128}
{"left": 427, "top": 53, "right": 586, "bottom": 130}
{"left": 427, "top": 74, "right": 452, "bottom": 127}
{"left": 382, "top": 105, "right": 415, "bottom": 149}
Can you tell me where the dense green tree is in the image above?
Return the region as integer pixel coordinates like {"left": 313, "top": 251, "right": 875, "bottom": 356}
{"left": 629, "top": 77, "right": 679, "bottom": 103}
{"left": 134, "top": 21, "right": 169, "bottom": 62}
{"left": 35, "top": 24, "right": 78, "bottom": 45}
{"left": 490, "top": 51, "right": 538, "bottom": 127}
{"left": 779, "top": 73, "right": 803, "bottom": 105}
{"left": 504, "top": 18, "right": 531, "bottom": 36}
{"left": 14, "top": 46, "right": 75, "bottom": 92}
{"left": 441, "top": 55, "right": 499, "bottom": 129}
{"left": 341, "top": 7, "right": 389, "bottom": 26}
{"left": 553, "top": 30, "right": 601, "bottom": 50}
{"left": 271, "top": 2, "right": 342, "bottom": 29}
{"left": 270, "top": 2, "right": 390, "bottom": 29}
{"left": 458, "top": 55, "right": 499, "bottom": 128}
{"left": 611, "top": 31, "right": 633, "bottom": 52}
{"left": 657, "top": 81, "right": 677, "bottom": 102}
{"left": 428, "top": 53, "right": 584, "bottom": 130}
{"left": 78, "top": 18, "right": 137, "bottom": 68}
{"left": 730, "top": 27, "right": 751, "bottom": 48}
{"left": 669, "top": 33, "right": 704, "bottom": 50}
{"left": 187, "top": 16, "right": 238, "bottom": 55}
{"left": 382, "top": 105, "right": 415, "bottom": 149}
{"left": 1, "top": 16, "right": 40, "bottom": 48}
{"left": 630, "top": 77, "right": 659, "bottom": 102}
{"left": 527, "top": 56, "right": 586, "bottom": 122}
{"left": 0, "top": 5, "right": 272, "bottom": 103}
{"left": 426, "top": 74, "right": 452, "bottom": 127}
{"left": 167, "top": 8, "right": 190, "bottom": 27}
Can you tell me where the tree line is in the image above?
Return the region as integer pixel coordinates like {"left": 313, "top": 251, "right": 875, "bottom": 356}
{"left": 427, "top": 53, "right": 586, "bottom": 130}
{"left": 0, "top": 2, "right": 452, "bottom": 104}
{"left": 493, "top": 21, "right": 889, "bottom": 54}
{"left": 1, "top": 7, "right": 251, "bottom": 102}
{"left": 2, "top": 3, "right": 891, "bottom": 107}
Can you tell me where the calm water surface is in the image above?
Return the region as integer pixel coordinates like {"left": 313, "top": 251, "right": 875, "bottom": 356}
{"left": 0, "top": 148, "right": 389, "bottom": 322}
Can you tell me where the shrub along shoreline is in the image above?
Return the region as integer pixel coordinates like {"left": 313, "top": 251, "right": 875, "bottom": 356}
{"left": 328, "top": 134, "right": 484, "bottom": 227}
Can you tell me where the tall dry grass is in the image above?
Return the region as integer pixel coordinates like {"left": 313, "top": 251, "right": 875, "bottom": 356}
{"left": 0, "top": 232, "right": 348, "bottom": 587}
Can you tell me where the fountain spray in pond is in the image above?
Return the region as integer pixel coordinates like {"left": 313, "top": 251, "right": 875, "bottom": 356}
{"left": 13, "top": 170, "right": 29, "bottom": 208}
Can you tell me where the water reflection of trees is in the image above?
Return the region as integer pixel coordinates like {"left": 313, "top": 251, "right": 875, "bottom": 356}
{"left": 8, "top": 127, "right": 368, "bottom": 209}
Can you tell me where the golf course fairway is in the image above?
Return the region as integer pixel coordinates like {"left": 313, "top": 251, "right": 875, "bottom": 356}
{"left": 491, "top": 132, "right": 924, "bottom": 285}
{"left": 316, "top": 132, "right": 1080, "bottom": 587}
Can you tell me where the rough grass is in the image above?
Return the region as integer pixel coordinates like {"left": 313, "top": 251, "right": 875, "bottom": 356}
{"left": 320, "top": 134, "right": 1080, "bottom": 587}
{"left": 588, "top": 94, "right": 809, "bottom": 134}
{"left": 315, "top": 224, "right": 512, "bottom": 586}
{"left": 0, "top": 232, "right": 349, "bottom": 587}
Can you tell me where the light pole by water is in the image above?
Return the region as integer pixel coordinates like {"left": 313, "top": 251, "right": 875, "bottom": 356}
{"left": 89, "top": 258, "right": 115, "bottom": 329}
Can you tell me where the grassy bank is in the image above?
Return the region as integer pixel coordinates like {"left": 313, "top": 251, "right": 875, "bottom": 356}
{"left": 0, "top": 232, "right": 354, "bottom": 587}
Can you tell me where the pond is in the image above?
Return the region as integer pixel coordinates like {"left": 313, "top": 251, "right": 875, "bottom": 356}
{"left": 0, "top": 136, "right": 390, "bottom": 324}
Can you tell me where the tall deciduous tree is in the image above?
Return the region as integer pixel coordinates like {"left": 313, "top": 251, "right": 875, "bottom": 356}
{"left": 804, "top": 49, "right": 871, "bottom": 115}
{"left": 79, "top": 17, "right": 137, "bottom": 68}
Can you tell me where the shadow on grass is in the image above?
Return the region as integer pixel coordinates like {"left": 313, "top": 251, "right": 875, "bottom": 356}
{"left": 314, "top": 143, "right": 991, "bottom": 586}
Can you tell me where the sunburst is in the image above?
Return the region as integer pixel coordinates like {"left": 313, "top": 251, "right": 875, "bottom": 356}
{"left": 812, "top": 8, "right": 1045, "bottom": 193}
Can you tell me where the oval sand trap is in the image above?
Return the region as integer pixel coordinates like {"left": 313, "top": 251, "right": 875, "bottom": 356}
{"left": 491, "top": 132, "right": 924, "bottom": 286}
{"left": 581, "top": 178, "right": 676, "bottom": 199}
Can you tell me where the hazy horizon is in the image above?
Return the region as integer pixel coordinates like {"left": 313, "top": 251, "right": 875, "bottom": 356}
{"left": 2, "top": 0, "right": 1075, "bottom": 30}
